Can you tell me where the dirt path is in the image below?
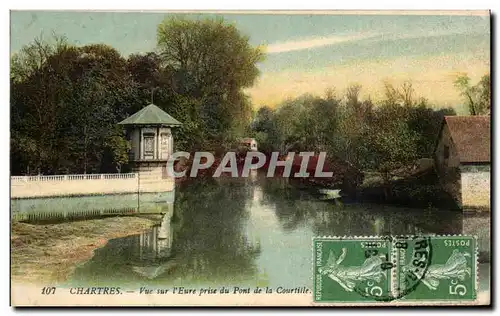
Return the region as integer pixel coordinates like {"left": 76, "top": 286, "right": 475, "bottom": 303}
{"left": 11, "top": 216, "right": 160, "bottom": 285}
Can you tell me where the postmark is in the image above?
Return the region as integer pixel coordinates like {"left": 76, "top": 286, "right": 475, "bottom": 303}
{"left": 313, "top": 235, "right": 477, "bottom": 303}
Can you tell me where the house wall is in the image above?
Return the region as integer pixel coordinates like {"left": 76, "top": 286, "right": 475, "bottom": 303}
{"left": 460, "top": 165, "right": 490, "bottom": 210}
{"left": 435, "top": 124, "right": 462, "bottom": 206}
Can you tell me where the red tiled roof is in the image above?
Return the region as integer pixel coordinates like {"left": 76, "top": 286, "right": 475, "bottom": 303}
{"left": 445, "top": 115, "right": 490, "bottom": 163}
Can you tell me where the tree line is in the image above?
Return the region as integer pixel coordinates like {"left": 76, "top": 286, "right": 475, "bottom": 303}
{"left": 250, "top": 81, "right": 464, "bottom": 178}
{"left": 11, "top": 16, "right": 263, "bottom": 175}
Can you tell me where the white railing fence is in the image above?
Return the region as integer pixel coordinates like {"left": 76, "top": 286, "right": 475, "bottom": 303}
{"left": 11, "top": 173, "right": 138, "bottom": 182}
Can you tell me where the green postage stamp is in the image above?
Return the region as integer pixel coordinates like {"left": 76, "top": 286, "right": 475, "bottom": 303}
{"left": 313, "top": 235, "right": 477, "bottom": 303}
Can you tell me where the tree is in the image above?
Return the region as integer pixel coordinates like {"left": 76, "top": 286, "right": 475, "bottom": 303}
{"left": 381, "top": 80, "right": 416, "bottom": 107}
{"left": 251, "top": 106, "right": 279, "bottom": 153}
{"left": 11, "top": 35, "right": 73, "bottom": 174}
{"left": 399, "top": 80, "right": 415, "bottom": 107}
{"left": 103, "top": 127, "right": 131, "bottom": 173}
{"left": 454, "top": 73, "right": 490, "bottom": 115}
{"left": 477, "top": 74, "right": 491, "bottom": 114}
{"left": 126, "top": 52, "right": 164, "bottom": 105}
{"left": 345, "top": 83, "right": 362, "bottom": 113}
{"left": 157, "top": 16, "right": 264, "bottom": 148}
{"left": 10, "top": 34, "right": 69, "bottom": 84}
{"left": 370, "top": 119, "right": 419, "bottom": 198}
{"left": 53, "top": 44, "right": 141, "bottom": 174}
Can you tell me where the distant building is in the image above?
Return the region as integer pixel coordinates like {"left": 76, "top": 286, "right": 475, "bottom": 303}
{"left": 434, "top": 115, "right": 490, "bottom": 210}
{"left": 239, "top": 138, "right": 258, "bottom": 152}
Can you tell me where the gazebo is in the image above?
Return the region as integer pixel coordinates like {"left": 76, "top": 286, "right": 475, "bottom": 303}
{"left": 118, "top": 104, "right": 182, "bottom": 192}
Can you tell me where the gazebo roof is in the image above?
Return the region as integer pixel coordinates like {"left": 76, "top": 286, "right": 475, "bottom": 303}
{"left": 118, "top": 104, "right": 182, "bottom": 127}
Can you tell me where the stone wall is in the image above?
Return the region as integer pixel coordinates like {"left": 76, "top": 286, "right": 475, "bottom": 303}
{"left": 11, "top": 172, "right": 174, "bottom": 199}
{"left": 132, "top": 162, "right": 175, "bottom": 193}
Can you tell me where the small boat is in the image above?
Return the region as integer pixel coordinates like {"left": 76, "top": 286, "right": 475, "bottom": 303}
{"left": 318, "top": 189, "right": 342, "bottom": 200}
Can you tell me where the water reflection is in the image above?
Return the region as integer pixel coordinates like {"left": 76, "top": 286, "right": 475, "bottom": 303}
{"left": 12, "top": 191, "right": 176, "bottom": 222}
{"left": 131, "top": 209, "right": 174, "bottom": 279}
{"left": 67, "top": 173, "right": 490, "bottom": 290}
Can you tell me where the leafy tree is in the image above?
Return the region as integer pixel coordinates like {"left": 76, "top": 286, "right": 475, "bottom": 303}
{"left": 250, "top": 106, "right": 279, "bottom": 153}
{"left": 103, "top": 126, "right": 131, "bottom": 173}
{"left": 11, "top": 36, "right": 75, "bottom": 174}
{"left": 157, "top": 16, "right": 264, "bottom": 149}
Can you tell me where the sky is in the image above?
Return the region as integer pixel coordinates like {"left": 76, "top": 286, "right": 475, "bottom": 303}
{"left": 10, "top": 11, "right": 490, "bottom": 111}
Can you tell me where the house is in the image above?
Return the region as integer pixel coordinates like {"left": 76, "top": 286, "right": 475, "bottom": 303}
{"left": 434, "top": 115, "right": 490, "bottom": 210}
{"left": 239, "top": 138, "right": 258, "bottom": 152}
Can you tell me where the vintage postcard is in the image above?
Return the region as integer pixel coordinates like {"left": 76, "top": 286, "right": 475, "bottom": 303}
{"left": 10, "top": 10, "right": 491, "bottom": 306}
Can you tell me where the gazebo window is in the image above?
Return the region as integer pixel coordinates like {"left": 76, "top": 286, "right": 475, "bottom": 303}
{"left": 161, "top": 133, "right": 171, "bottom": 156}
{"left": 143, "top": 133, "right": 155, "bottom": 159}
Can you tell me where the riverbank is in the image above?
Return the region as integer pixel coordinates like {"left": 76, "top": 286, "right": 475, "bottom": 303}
{"left": 11, "top": 216, "right": 160, "bottom": 285}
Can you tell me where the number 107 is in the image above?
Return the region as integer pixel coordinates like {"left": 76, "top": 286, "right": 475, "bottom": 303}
{"left": 41, "top": 287, "right": 56, "bottom": 295}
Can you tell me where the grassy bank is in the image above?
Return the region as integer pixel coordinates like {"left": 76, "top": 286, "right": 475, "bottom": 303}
{"left": 11, "top": 216, "right": 160, "bottom": 285}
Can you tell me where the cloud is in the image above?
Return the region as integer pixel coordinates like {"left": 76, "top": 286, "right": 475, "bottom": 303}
{"left": 247, "top": 52, "right": 490, "bottom": 110}
{"left": 264, "top": 28, "right": 487, "bottom": 55}
{"left": 265, "top": 33, "right": 379, "bottom": 54}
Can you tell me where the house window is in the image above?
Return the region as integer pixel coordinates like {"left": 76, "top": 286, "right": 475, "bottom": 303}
{"left": 444, "top": 145, "right": 450, "bottom": 160}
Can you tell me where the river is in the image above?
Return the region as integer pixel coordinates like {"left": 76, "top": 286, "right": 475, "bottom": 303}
{"left": 59, "top": 171, "right": 490, "bottom": 296}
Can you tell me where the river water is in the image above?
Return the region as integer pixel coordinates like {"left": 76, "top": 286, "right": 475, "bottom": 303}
{"left": 62, "top": 172, "right": 490, "bottom": 295}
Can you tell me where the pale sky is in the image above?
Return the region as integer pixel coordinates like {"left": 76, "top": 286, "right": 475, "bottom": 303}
{"left": 10, "top": 11, "right": 490, "bottom": 111}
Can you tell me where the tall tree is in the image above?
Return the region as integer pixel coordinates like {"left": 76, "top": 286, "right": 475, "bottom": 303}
{"left": 157, "top": 16, "right": 264, "bottom": 149}
{"left": 11, "top": 36, "right": 72, "bottom": 174}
